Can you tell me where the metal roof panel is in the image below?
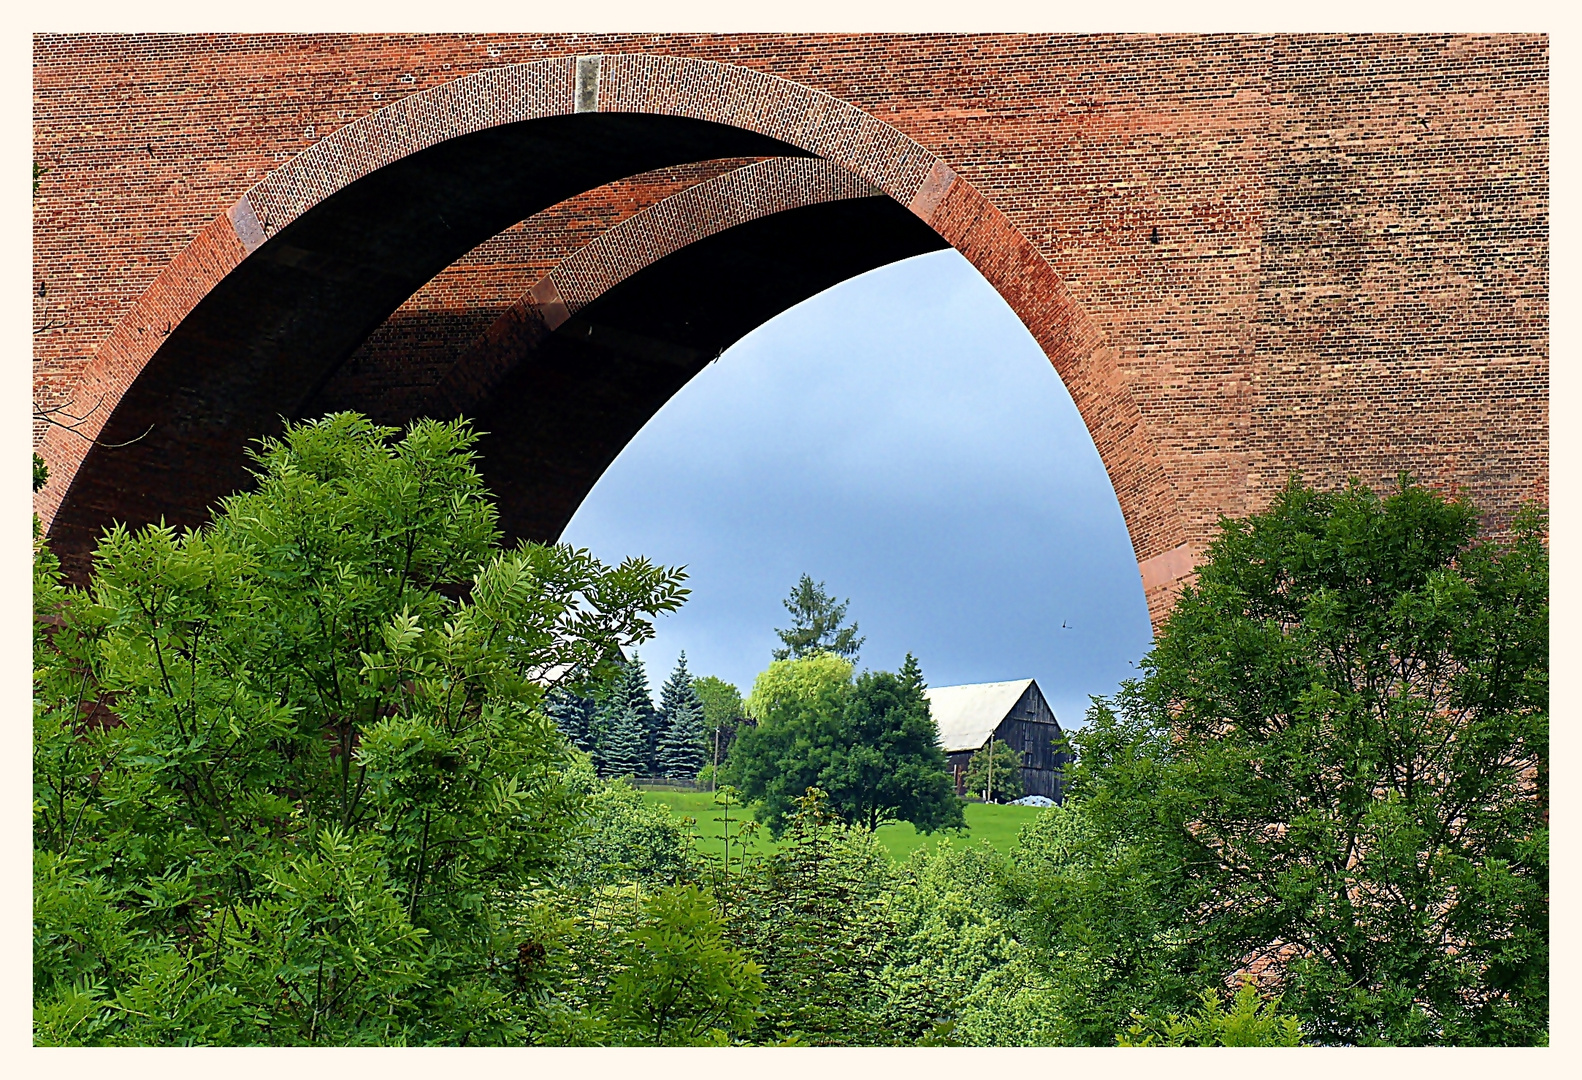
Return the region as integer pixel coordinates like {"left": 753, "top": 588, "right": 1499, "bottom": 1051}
{"left": 924, "top": 679, "right": 1036, "bottom": 753}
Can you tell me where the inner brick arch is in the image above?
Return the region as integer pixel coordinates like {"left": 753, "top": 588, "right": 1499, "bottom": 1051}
{"left": 418, "top": 156, "right": 952, "bottom": 546}
{"left": 427, "top": 156, "right": 924, "bottom": 419}
{"left": 37, "top": 52, "right": 1177, "bottom": 618}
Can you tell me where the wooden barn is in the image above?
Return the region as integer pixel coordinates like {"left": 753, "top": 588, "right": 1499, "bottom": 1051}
{"left": 924, "top": 679, "right": 1069, "bottom": 802}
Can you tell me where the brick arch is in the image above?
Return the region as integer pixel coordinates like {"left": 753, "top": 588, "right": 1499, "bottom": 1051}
{"left": 416, "top": 156, "right": 950, "bottom": 548}
{"left": 430, "top": 155, "right": 899, "bottom": 418}
{"left": 37, "top": 52, "right": 1177, "bottom": 617}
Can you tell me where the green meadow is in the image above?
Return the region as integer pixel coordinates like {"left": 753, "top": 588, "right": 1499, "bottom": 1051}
{"left": 638, "top": 787, "right": 1048, "bottom": 864}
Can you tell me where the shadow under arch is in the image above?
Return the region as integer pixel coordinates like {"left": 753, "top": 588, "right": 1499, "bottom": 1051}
{"left": 410, "top": 155, "right": 950, "bottom": 546}
{"left": 37, "top": 53, "right": 1178, "bottom": 618}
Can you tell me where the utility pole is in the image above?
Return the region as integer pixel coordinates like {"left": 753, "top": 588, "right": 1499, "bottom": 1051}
{"left": 713, "top": 726, "right": 720, "bottom": 794}
{"left": 985, "top": 739, "right": 993, "bottom": 804}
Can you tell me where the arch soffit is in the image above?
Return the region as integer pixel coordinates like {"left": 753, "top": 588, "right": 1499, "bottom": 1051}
{"left": 433, "top": 155, "right": 899, "bottom": 417}
{"left": 37, "top": 53, "right": 1179, "bottom": 586}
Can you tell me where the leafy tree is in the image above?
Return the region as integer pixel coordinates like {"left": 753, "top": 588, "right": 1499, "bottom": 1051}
{"left": 727, "top": 654, "right": 853, "bottom": 831}
{"left": 32, "top": 413, "right": 689, "bottom": 1045}
{"left": 693, "top": 675, "right": 743, "bottom": 733}
{"left": 34, "top": 452, "right": 48, "bottom": 492}
{"left": 656, "top": 655, "right": 708, "bottom": 781}
{"left": 772, "top": 574, "right": 864, "bottom": 661}
{"left": 728, "top": 654, "right": 963, "bottom": 835}
{"left": 1039, "top": 476, "right": 1548, "bottom": 1046}
{"left": 604, "top": 885, "right": 764, "bottom": 1045}
{"left": 743, "top": 651, "right": 854, "bottom": 722}
{"left": 962, "top": 739, "right": 1025, "bottom": 803}
{"left": 692, "top": 674, "right": 746, "bottom": 777}
{"left": 1117, "top": 981, "right": 1307, "bottom": 1046}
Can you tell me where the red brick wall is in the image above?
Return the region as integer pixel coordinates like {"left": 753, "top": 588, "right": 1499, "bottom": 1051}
{"left": 33, "top": 34, "right": 1548, "bottom": 625}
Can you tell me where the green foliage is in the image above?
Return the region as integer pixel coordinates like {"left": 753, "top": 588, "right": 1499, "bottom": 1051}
{"left": 949, "top": 792, "right": 1205, "bottom": 1046}
{"left": 658, "top": 650, "right": 696, "bottom": 720}
{"left": 961, "top": 739, "right": 1025, "bottom": 803}
{"left": 215, "top": 826, "right": 432, "bottom": 1045}
{"left": 595, "top": 655, "right": 660, "bottom": 775}
{"left": 693, "top": 675, "right": 743, "bottom": 732}
{"left": 32, "top": 413, "right": 689, "bottom": 1045}
{"left": 743, "top": 651, "right": 853, "bottom": 721}
{"left": 701, "top": 784, "right": 765, "bottom": 876}
{"left": 657, "top": 654, "right": 708, "bottom": 780}
{"left": 598, "top": 699, "right": 649, "bottom": 778}
{"left": 1118, "top": 981, "right": 1307, "bottom": 1046}
{"left": 554, "top": 768, "right": 695, "bottom": 891}
{"left": 877, "top": 838, "right": 1023, "bottom": 1043}
{"left": 37, "top": 431, "right": 1540, "bottom": 1049}
{"left": 834, "top": 656, "right": 964, "bottom": 832}
{"left": 544, "top": 687, "right": 595, "bottom": 754}
{"left": 728, "top": 654, "right": 963, "bottom": 835}
{"left": 604, "top": 885, "right": 764, "bottom": 1045}
{"left": 715, "top": 791, "right": 899, "bottom": 1044}
{"left": 772, "top": 574, "right": 864, "bottom": 661}
{"left": 692, "top": 674, "right": 746, "bottom": 770}
{"left": 34, "top": 452, "right": 49, "bottom": 492}
{"left": 1042, "top": 476, "right": 1548, "bottom": 1046}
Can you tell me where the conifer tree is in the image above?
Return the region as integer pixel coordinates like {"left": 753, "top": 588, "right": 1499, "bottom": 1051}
{"left": 601, "top": 699, "right": 649, "bottom": 778}
{"left": 728, "top": 652, "right": 962, "bottom": 835}
{"left": 545, "top": 687, "right": 594, "bottom": 754}
{"left": 657, "top": 654, "right": 708, "bottom": 781}
{"left": 772, "top": 575, "right": 864, "bottom": 661}
{"left": 599, "top": 654, "right": 661, "bottom": 774}
{"left": 658, "top": 652, "right": 695, "bottom": 725}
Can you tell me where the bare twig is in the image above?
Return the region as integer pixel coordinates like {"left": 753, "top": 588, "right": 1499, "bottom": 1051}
{"left": 33, "top": 395, "right": 153, "bottom": 449}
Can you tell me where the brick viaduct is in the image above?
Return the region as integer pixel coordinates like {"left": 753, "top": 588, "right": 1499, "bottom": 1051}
{"left": 33, "top": 34, "right": 1548, "bottom": 626}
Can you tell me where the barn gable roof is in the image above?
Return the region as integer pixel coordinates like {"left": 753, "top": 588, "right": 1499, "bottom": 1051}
{"left": 925, "top": 679, "right": 1037, "bottom": 753}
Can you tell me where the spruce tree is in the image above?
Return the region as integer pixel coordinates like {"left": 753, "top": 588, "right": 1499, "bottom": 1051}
{"left": 545, "top": 687, "right": 594, "bottom": 752}
{"left": 601, "top": 699, "right": 649, "bottom": 778}
{"left": 772, "top": 574, "right": 864, "bottom": 661}
{"left": 657, "top": 654, "right": 708, "bottom": 781}
{"left": 599, "top": 654, "right": 661, "bottom": 774}
{"left": 658, "top": 652, "right": 695, "bottom": 725}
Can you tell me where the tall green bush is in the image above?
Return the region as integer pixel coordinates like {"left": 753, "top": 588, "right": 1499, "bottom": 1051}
{"left": 32, "top": 414, "right": 688, "bottom": 1045}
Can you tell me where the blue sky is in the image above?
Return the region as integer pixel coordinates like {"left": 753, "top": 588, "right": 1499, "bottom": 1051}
{"left": 560, "top": 248, "right": 1154, "bottom": 728}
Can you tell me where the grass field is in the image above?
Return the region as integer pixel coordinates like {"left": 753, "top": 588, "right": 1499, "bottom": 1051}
{"left": 638, "top": 788, "right": 1047, "bottom": 864}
